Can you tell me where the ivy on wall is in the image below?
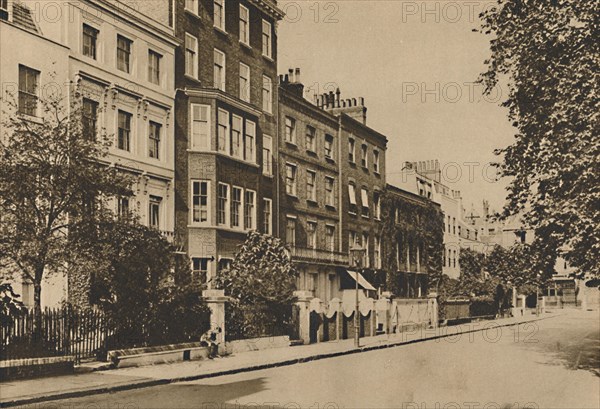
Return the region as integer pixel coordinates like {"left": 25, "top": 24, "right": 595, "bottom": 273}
{"left": 379, "top": 189, "right": 444, "bottom": 296}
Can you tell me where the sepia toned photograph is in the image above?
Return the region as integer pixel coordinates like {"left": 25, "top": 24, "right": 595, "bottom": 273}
{"left": 0, "top": 1, "right": 598, "bottom": 408}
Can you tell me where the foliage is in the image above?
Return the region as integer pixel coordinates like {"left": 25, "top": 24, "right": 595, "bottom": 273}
{"left": 215, "top": 231, "right": 298, "bottom": 341}
{"left": 478, "top": 0, "right": 600, "bottom": 277}
{"left": 485, "top": 243, "right": 554, "bottom": 294}
{"left": 380, "top": 190, "right": 444, "bottom": 296}
{"left": 0, "top": 90, "right": 133, "bottom": 314}
{"left": 215, "top": 231, "right": 298, "bottom": 305}
{"left": 0, "top": 283, "right": 24, "bottom": 325}
{"left": 454, "top": 248, "right": 499, "bottom": 301}
{"left": 78, "top": 219, "right": 209, "bottom": 347}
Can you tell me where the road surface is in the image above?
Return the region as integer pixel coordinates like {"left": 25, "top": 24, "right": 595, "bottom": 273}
{"left": 45, "top": 310, "right": 600, "bottom": 409}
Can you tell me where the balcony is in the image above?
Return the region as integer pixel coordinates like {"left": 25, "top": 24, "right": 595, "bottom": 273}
{"left": 159, "top": 230, "right": 175, "bottom": 243}
{"left": 289, "top": 246, "right": 349, "bottom": 266}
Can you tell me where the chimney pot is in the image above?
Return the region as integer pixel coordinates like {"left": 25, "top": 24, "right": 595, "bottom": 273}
{"left": 295, "top": 68, "right": 301, "bottom": 84}
{"left": 352, "top": 98, "right": 357, "bottom": 106}
{"left": 359, "top": 97, "right": 364, "bottom": 106}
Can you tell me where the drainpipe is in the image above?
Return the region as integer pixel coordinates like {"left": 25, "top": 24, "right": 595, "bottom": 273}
{"left": 337, "top": 115, "right": 343, "bottom": 255}
{"left": 275, "top": 90, "right": 280, "bottom": 238}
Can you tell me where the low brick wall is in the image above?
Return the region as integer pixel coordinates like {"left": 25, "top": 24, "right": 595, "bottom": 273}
{"left": 0, "top": 356, "right": 74, "bottom": 380}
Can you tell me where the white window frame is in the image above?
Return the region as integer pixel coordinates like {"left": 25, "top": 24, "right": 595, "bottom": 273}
{"left": 286, "top": 216, "right": 297, "bottom": 246}
{"left": 149, "top": 195, "right": 163, "bottom": 229}
{"left": 231, "top": 186, "right": 243, "bottom": 229}
{"left": 117, "top": 109, "right": 133, "bottom": 152}
{"left": 362, "top": 233, "right": 370, "bottom": 267}
{"left": 245, "top": 119, "right": 256, "bottom": 163}
{"left": 116, "top": 34, "right": 133, "bottom": 74}
{"left": 326, "top": 224, "right": 335, "bottom": 252}
{"left": 262, "top": 75, "right": 272, "bottom": 114}
{"left": 217, "top": 183, "right": 230, "bottom": 226}
{"left": 239, "top": 62, "right": 250, "bottom": 102}
{"left": 191, "top": 257, "right": 211, "bottom": 286}
{"left": 263, "top": 198, "right": 272, "bottom": 235}
{"left": 262, "top": 134, "right": 273, "bottom": 176}
{"left": 325, "top": 176, "right": 335, "bottom": 207}
{"left": 217, "top": 109, "right": 229, "bottom": 153}
{"left": 185, "top": 0, "right": 198, "bottom": 14}
{"left": 361, "top": 144, "right": 368, "bottom": 168}
{"left": 348, "top": 184, "right": 357, "bottom": 206}
{"left": 305, "top": 125, "right": 316, "bottom": 152}
{"left": 285, "top": 163, "right": 297, "bottom": 196}
{"left": 284, "top": 116, "right": 296, "bottom": 144}
{"left": 361, "top": 188, "right": 369, "bottom": 218}
{"left": 231, "top": 114, "right": 243, "bottom": 159}
{"left": 148, "top": 120, "right": 162, "bottom": 160}
{"left": 191, "top": 104, "right": 211, "bottom": 151}
{"left": 374, "top": 191, "right": 381, "bottom": 220}
{"left": 374, "top": 236, "right": 381, "bottom": 269}
{"left": 82, "top": 24, "right": 99, "bottom": 60}
{"left": 214, "top": 48, "right": 226, "bottom": 91}
{"left": 307, "top": 221, "right": 317, "bottom": 249}
{"left": 185, "top": 33, "right": 198, "bottom": 78}
{"left": 244, "top": 189, "right": 256, "bottom": 230}
{"left": 214, "top": 0, "right": 225, "bottom": 31}
{"left": 262, "top": 19, "right": 272, "bottom": 58}
{"left": 306, "top": 170, "right": 317, "bottom": 202}
{"left": 191, "top": 180, "right": 211, "bottom": 225}
{"left": 324, "top": 134, "right": 334, "bottom": 159}
{"left": 373, "top": 150, "right": 380, "bottom": 173}
{"left": 148, "top": 49, "right": 162, "bottom": 85}
{"left": 18, "top": 65, "right": 39, "bottom": 117}
{"left": 239, "top": 4, "right": 250, "bottom": 45}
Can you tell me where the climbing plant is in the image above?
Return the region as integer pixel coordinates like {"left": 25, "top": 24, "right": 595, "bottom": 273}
{"left": 380, "top": 189, "right": 444, "bottom": 296}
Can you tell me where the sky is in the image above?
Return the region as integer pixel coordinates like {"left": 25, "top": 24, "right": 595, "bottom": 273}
{"left": 277, "top": 0, "right": 516, "bottom": 213}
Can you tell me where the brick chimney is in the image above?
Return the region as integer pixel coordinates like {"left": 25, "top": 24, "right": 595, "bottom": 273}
{"left": 317, "top": 88, "right": 367, "bottom": 125}
{"left": 279, "top": 67, "right": 304, "bottom": 98}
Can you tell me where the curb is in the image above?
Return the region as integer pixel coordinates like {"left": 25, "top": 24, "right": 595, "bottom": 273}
{"left": 0, "top": 316, "right": 552, "bottom": 408}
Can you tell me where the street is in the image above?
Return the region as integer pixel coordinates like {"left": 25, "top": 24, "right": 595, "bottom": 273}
{"left": 43, "top": 311, "right": 599, "bottom": 409}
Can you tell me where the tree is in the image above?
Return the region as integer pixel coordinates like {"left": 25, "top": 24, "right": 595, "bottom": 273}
{"left": 80, "top": 218, "right": 209, "bottom": 347}
{"left": 485, "top": 243, "right": 554, "bottom": 294}
{"left": 216, "top": 231, "right": 298, "bottom": 304}
{"left": 214, "top": 231, "right": 298, "bottom": 339}
{"left": 457, "top": 248, "right": 496, "bottom": 299}
{"left": 478, "top": 1, "right": 599, "bottom": 277}
{"left": 0, "top": 90, "right": 132, "bottom": 317}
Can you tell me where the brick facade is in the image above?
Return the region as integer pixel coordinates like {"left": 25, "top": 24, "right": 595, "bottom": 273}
{"left": 173, "top": 0, "right": 283, "bottom": 285}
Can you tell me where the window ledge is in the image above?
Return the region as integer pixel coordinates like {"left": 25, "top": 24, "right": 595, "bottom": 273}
{"left": 348, "top": 211, "right": 357, "bottom": 216}
{"left": 184, "top": 74, "right": 201, "bottom": 83}
{"left": 307, "top": 199, "right": 318, "bottom": 206}
{"left": 374, "top": 171, "right": 381, "bottom": 176}
{"left": 262, "top": 54, "right": 274, "bottom": 63}
{"left": 306, "top": 149, "right": 318, "bottom": 156}
{"left": 17, "top": 113, "right": 43, "bottom": 124}
{"left": 240, "top": 41, "right": 252, "bottom": 50}
{"left": 184, "top": 9, "right": 200, "bottom": 18}
{"left": 285, "top": 141, "right": 297, "bottom": 148}
{"left": 325, "top": 156, "right": 335, "bottom": 163}
{"left": 361, "top": 215, "right": 370, "bottom": 219}
{"left": 287, "top": 194, "right": 299, "bottom": 199}
{"left": 348, "top": 161, "right": 356, "bottom": 167}
{"left": 325, "top": 204, "right": 336, "bottom": 211}
{"left": 213, "top": 26, "right": 228, "bottom": 36}
{"left": 362, "top": 166, "right": 369, "bottom": 171}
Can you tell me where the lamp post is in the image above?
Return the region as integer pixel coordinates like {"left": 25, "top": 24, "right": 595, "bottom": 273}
{"left": 536, "top": 272, "right": 541, "bottom": 317}
{"left": 350, "top": 247, "right": 366, "bottom": 347}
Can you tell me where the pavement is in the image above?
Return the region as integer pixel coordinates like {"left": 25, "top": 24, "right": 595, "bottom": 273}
{"left": 0, "top": 312, "right": 559, "bottom": 407}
